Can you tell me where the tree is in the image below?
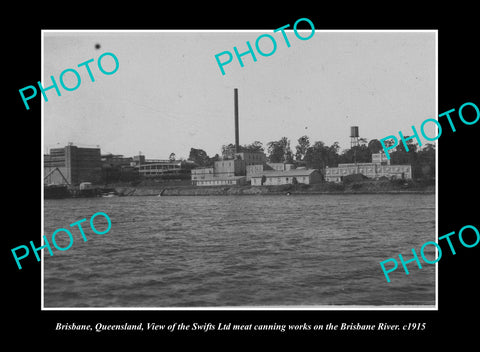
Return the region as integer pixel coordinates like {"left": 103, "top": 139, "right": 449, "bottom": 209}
{"left": 188, "top": 148, "right": 211, "bottom": 167}
{"left": 169, "top": 152, "right": 176, "bottom": 161}
{"left": 295, "top": 135, "right": 310, "bottom": 161}
{"left": 267, "top": 141, "right": 284, "bottom": 162}
{"left": 221, "top": 143, "right": 236, "bottom": 159}
{"left": 390, "top": 137, "right": 419, "bottom": 166}
{"left": 329, "top": 141, "right": 340, "bottom": 154}
{"left": 267, "top": 137, "right": 293, "bottom": 163}
{"left": 209, "top": 153, "right": 221, "bottom": 166}
{"left": 339, "top": 145, "right": 371, "bottom": 164}
{"left": 243, "top": 141, "right": 264, "bottom": 153}
{"left": 302, "top": 141, "right": 341, "bottom": 170}
{"left": 279, "top": 137, "right": 294, "bottom": 163}
{"left": 395, "top": 137, "right": 418, "bottom": 153}
{"left": 326, "top": 142, "right": 340, "bottom": 167}
{"left": 368, "top": 139, "right": 383, "bottom": 154}
{"left": 304, "top": 141, "right": 327, "bottom": 170}
{"left": 221, "top": 141, "right": 265, "bottom": 159}
{"left": 412, "top": 143, "right": 435, "bottom": 179}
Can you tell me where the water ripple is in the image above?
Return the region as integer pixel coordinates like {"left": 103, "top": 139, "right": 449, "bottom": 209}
{"left": 43, "top": 194, "right": 435, "bottom": 307}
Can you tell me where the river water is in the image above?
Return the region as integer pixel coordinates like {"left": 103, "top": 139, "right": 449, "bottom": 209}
{"left": 43, "top": 194, "right": 435, "bottom": 308}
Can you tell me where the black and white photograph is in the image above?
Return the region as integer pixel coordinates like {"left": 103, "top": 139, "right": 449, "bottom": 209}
{"left": 41, "top": 30, "right": 436, "bottom": 308}
{"left": 6, "top": 9, "right": 479, "bottom": 342}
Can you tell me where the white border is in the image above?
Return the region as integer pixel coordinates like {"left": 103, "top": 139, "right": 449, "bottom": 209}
{"left": 41, "top": 29, "right": 439, "bottom": 311}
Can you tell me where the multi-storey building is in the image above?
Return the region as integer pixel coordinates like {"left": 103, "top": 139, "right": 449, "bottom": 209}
{"left": 44, "top": 144, "right": 102, "bottom": 185}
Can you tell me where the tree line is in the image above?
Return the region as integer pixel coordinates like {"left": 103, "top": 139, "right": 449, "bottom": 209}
{"left": 187, "top": 135, "right": 435, "bottom": 180}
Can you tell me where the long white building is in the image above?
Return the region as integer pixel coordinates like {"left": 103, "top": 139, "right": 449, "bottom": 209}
{"left": 325, "top": 152, "right": 412, "bottom": 183}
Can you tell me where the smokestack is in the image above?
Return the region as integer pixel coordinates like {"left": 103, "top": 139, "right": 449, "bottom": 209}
{"left": 234, "top": 88, "right": 239, "bottom": 153}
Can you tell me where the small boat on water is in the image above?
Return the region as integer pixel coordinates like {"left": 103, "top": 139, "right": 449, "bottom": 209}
{"left": 101, "top": 191, "right": 117, "bottom": 198}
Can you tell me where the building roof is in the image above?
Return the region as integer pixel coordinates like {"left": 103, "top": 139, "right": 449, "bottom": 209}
{"left": 141, "top": 160, "right": 182, "bottom": 166}
{"left": 330, "top": 163, "right": 411, "bottom": 169}
{"left": 336, "top": 162, "right": 378, "bottom": 167}
{"left": 196, "top": 175, "right": 246, "bottom": 181}
{"left": 250, "top": 169, "right": 319, "bottom": 178}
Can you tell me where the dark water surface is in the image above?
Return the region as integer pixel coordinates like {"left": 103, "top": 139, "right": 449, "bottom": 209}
{"left": 43, "top": 194, "right": 435, "bottom": 307}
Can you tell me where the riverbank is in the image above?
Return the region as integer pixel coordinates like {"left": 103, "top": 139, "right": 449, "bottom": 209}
{"left": 111, "top": 179, "right": 435, "bottom": 197}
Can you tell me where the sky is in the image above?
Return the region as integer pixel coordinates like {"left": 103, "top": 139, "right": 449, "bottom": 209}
{"left": 43, "top": 30, "right": 436, "bottom": 159}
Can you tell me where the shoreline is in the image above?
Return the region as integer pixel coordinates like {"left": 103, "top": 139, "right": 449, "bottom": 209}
{"left": 45, "top": 180, "right": 435, "bottom": 199}
{"left": 139, "top": 190, "right": 434, "bottom": 196}
{"left": 112, "top": 181, "right": 435, "bottom": 197}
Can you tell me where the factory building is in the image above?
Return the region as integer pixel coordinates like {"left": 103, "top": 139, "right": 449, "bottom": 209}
{"left": 246, "top": 162, "right": 296, "bottom": 181}
{"left": 250, "top": 169, "right": 322, "bottom": 186}
{"left": 191, "top": 169, "right": 247, "bottom": 186}
{"left": 101, "top": 154, "right": 133, "bottom": 167}
{"left": 236, "top": 151, "right": 267, "bottom": 166}
{"left": 191, "top": 89, "right": 257, "bottom": 186}
{"left": 191, "top": 158, "right": 248, "bottom": 186}
{"left": 191, "top": 88, "right": 320, "bottom": 187}
{"left": 213, "top": 158, "right": 246, "bottom": 178}
{"left": 325, "top": 152, "right": 412, "bottom": 182}
{"left": 125, "top": 153, "right": 194, "bottom": 180}
{"left": 192, "top": 175, "right": 247, "bottom": 186}
{"left": 136, "top": 159, "right": 192, "bottom": 179}
{"left": 191, "top": 150, "right": 320, "bottom": 186}
{"left": 265, "top": 163, "right": 296, "bottom": 172}
{"left": 44, "top": 144, "right": 102, "bottom": 186}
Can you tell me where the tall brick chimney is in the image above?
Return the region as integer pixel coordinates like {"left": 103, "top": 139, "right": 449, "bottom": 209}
{"left": 234, "top": 88, "right": 239, "bottom": 154}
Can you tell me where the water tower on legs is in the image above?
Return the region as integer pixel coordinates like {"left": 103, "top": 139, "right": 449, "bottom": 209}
{"left": 350, "top": 126, "right": 360, "bottom": 148}
{"left": 350, "top": 126, "right": 360, "bottom": 165}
